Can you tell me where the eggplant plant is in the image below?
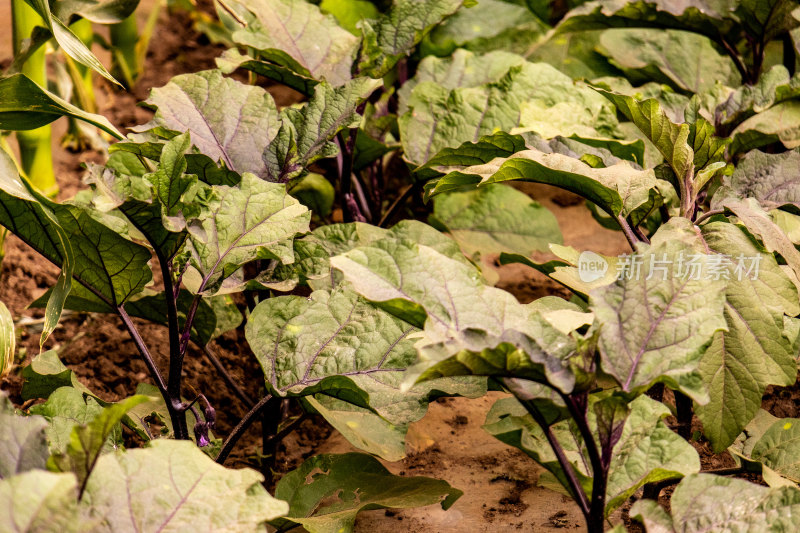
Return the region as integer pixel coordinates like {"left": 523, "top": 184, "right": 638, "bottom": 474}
{"left": 3, "top": 0, "right": 800, "bottom": 531}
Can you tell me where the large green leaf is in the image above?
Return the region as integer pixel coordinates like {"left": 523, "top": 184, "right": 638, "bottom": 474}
{"left": 273, "top": 453, "right": 461, "bottom": 533}
{"left": 357, "top": 0, "right": 473, "bottom": 77}
{"left": 0, "top": 74, "right": 123, "bottom": 139}
{"left": 422, "top": 0, "right": 548, "bottom": 55}
{"left": 136, "top": 70, "right": 282, "bottom": 180}
{"left": 651, "top": 218, "right": 799, "bottom": 451}
{"left": 273, "top": 77, "right": 382, "bottom": 182}
{"left": 431, "top": 183, "right": 562, "bottom": 258}
{"left": 597, "top": 29, "right": 739, "bottom": 93}
{"left": 332, "top": 237, "right": 592, "bottom": 392}
{"left": 591, "top": 239, "right": 728, "bottom": 400}
{"left": 603, "top": 395, "right": 699, "bottom": 513}
{"left": 736, "top": 414, "right": 800, "bottom": 484}
{"left": 715, "top": 65, "right": 800, "bottom": 132}
{"left": 29, "top": 388, "right": 109, "bottom": 455}
{"left": 631, "top": 473, "right": 800, "bottom": 532}
{"left": 718, "top": 149, "right": 800, "bottom": 209}
{"left": 730, "top": 99, "right": 800, "bottom": 154}
{"left": 528, "top": 31, "right": 622, "bottom": 80}
{"left": 721, "top": 198, "right": 800, "bottom": 281}
{"left": 0, "top": 150, "right": 151, "bottom": 311}
{"left": 20, "top": 351, "right": 92, "bottom": 401}
{"left": 0, "top": 440, "right": 287, "bottom": 532}
{"left": 246, "top": 285, "right": 486, "bottom": 425}
{"left": 397, "top": 49, "right": 526, "bottom": 115}
{"left": 254, "top": 219, "right": 468, "bottom": 292}
{"left": 224, "top": 0, "right": 359, "bottom": 86}
{"left": 555, "top": 0, "right": 738, "bottom": 40}
{"left": 0, "top": 395, "right": 49, "bottom": 479}
{"left": 84, "top": 440, "right": 288, "bottom": 531}
{"left": 735, "top": 0, "right": 800, "bottom": 43}
{"left": 304, "top": 395, "right": 407, "bottom": 461}
{"left": 399, "top": 57, "right": 619, "bottom": 165}
{"left": 319, "top": 0, "right": 379, "bottom": 34}
{"left": 426, "top": 147, "right": 655, "bottom": 218}
{"left": 50, "top": 395, "right": 149, "bottom": 493}
{"left": 52, "top": 0, "right": 140, "bottom": 23}
{"left": 183, "top": 173, "right": 310, "bottom": 294}
{"left": 592, "top": 87, "right": 694, "bottom": 179}
{"left": 0, "top": 470, "right": 79, "bottom": 532}
{"left": 484, "top": 394, "right": 699, "bottom": 515}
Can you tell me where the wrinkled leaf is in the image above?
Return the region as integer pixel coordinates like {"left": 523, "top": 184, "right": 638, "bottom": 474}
{"left": 591, "top": 239, "right": 727, "bottom": 400}
{"left": 431, "top": 183, "right": 562, "bottom": 258}
{"left": 273, "top": 452, "right": 461, "bottom": 533}
{"left": 0, "top": 395, "right": 49, "bottom": 479}
{"left": 631, "top": 473, "right": 800, "bottom": 532}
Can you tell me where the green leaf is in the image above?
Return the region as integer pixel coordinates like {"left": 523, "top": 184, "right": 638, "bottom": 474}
{"left": 426, "top": 147, "right": 655, "bottom": 218}
{"left": 484, "top": 394, "right": 699, "bottom": 514}
{"left": 735, "top": 0, "right": 800, "bottom": 44}
{"left": 357, "top": 0, "right": 473, "bottom": 78}
{"left": 718, "top": 149, "right": 800, "bottom": 209}
{"left": 556, "top": 0, "right": 737, "bottom": 39}
{"left": 136, "top": 70, "right": 282, "bottom": 180}
{"left": 731, "top": 100, "right": 800, "bottom": 154}
{"left": 0, "top": 470, "right": 79, "bottom": 532}
{"left": 715, "top": 65, "right": 800, "bottom": 132}
{"left": 273, "top": 452, "right": 461, "bottom": 533}
{"left": 21, "top": 350, "right": 91, "bottom": 401}
{"left": 0, "top": 301, "right": 14, "bottom": 379}
{"left": 304, "top": 396, "right": 407, "bottom": 461}
{"left": 722, "top": 198, "right": 800, "bottom": 281}
{"left": 184, "top": 173, "right": 310, "bottom": 294}
{"left": 0, "top": 74, "right": 123, "bottom": 139}
{"left": 274, "top": 77, "right": 382, "bottom": 182}
{"left": 397, "top": 49, "right": 526, "bottom": 116}
{"left": 400, "top": 58, "right": 619, "bottom": 165}
{"left": 320, "top": 0, "right": 379, "bottom": 34}
{"left": 83, "top": 440, "right": 288, "bottom": 530}
{"left": 422, "top": 0, "right": 547, "bottom": 55}
{"left": 23, "top": 0, "right": 121, "bottom": 85}
{"left": 288, "top": 172, "right": 335, "bottom": 218}
{"left": 0, "top": 151, "right": 73, "bottom": 346}
{"left": 50, "top": 395, "right": 149, "bottom": 492}
{"left": 225, "top": 0, "right": 359, "bottom": 86}
{"left": 215, "top": 48, "right": 318, "bottom": 97}
{"left": 603, "top": 395, "right": 699, "bottom": 514}
{"left": 332, "top": 237, "right": 590, "bottom": 392}
{"left": 653, "top": 218, "right": 800, "bottom": 451}
{"left": 29, "top": 388, "right": 110, "bottom": 455}
{"left": 596, "top": 29, "right": 739, "bottom": 93}
{"left": 254, "top": 219, "right": 468, "bottom": 292}
{"left": 528, "top": 31, "right": 623, "bottom": 80}
{"left": 52, "top": 0, "right": 140, "bottom": 24}
{"left": 431, "top": 183, "right": 563, "bottom": 258}
{"left": 0, "top": 395, "right": 49, "bottom": 478}
{"left": 246, "top": 285, "right": 486, "bottom": 426}
{"left": 0, "top": 151, "right": 152, "bottom": 310}
{"left": 592, "top": 86, "right": 694, "bottom": 180}
{"left": 591, "top": 239, "right": 728, "bottom": 400}
{"left": 631, "top": 473, "right": 800, "bottom": 531}
{"left": 746, "top": 417, "right": 800, "bottom": 483}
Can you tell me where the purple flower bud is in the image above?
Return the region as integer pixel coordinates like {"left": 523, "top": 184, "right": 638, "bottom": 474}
{"left": 204, "top": 404, "right": 217, "bottom": 430}
{"left": 194, "top": 422, "right": 210, "bottom": 447}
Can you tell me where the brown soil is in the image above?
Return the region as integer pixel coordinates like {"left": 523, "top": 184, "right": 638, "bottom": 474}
{"left": 1, "top": 3, "right": 798, "bottom": 532}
